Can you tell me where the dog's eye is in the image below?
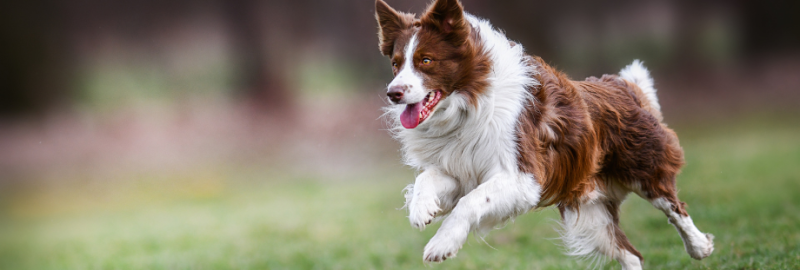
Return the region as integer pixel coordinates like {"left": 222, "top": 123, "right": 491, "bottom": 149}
{"left": 421, "top": 58, "right": 432, "bottom": 65}
{"left": 392, "top": 62, "right": 398, "bottom": 68}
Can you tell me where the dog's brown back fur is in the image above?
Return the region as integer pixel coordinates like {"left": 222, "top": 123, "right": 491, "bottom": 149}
{"left": 517, "top": 56, "right": 685, "bottom": 212}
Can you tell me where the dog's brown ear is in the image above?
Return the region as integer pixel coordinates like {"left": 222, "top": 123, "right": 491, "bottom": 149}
{"left": 375, "top": 0, "right": 414, "bottom": 56}
{"left": 420, "top": 0, "right": 468, "bottom": 39}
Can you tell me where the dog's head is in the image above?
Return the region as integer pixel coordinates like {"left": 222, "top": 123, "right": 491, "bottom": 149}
{"left": 376, "top": 0, "right": 489, "bottom": 129}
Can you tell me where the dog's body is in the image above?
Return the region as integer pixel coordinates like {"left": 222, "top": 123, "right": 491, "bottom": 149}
{"left": 375, "top": 0, "right": 714, "bottom": 268}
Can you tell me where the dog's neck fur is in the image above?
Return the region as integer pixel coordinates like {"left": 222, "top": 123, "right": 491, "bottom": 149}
{"left": 388, "top": 14, "right": 538, "bottom": 187}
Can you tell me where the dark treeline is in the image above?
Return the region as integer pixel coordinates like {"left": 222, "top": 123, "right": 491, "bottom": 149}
{"left": 1, "top": 0, "right": 798, "bottom": 116}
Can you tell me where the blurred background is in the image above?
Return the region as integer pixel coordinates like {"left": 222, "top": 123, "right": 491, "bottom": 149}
{"left": 1, "top": 0, "right": 799, "bottom": 269}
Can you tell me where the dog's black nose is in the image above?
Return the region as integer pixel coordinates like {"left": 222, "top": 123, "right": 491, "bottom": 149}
{"left": 387, "top": 85, "right": 406, "bottom": 103}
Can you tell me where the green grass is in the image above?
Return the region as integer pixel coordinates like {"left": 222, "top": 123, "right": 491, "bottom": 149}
{"left": 1, "top": 117, "right": 799, "bottom": 269}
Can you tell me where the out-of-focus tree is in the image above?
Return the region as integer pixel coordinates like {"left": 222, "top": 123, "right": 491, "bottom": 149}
{"left": 741, "top": 0, "right": 800, "bottom": 57}
{"left": 0, "top": 0, "right": 71, "bottom": 117}
{"left": 221, "top": 0, "right": 291, "bottom": 112}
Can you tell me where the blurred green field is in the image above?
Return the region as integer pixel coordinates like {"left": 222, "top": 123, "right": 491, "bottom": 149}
{"left": 1, "top": 116, "right": 799, "bottom": 270}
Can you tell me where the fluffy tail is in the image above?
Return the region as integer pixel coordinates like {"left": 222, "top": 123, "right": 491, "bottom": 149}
{"left": 619, "top": 60, "right": 661, "bottom": 117}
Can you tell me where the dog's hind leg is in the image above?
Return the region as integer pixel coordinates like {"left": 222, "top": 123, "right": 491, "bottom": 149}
{"left": 635, "top": 137, "right": 714, "bottom": 261}
{"left": 646, "top": 192, "right": 714, "bottom": 260}
{"left": 559, "top": 192, "right": 643, "bottom": 270}
{"left": 618, "top": 117, "right": 714, "bottom": 260}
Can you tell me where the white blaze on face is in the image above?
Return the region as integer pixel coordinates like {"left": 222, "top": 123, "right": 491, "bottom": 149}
{"left": 388, "top": 33, "right": 428, "bottom": 104}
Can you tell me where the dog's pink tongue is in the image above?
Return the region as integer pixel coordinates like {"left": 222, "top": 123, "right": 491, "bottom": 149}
{"left": 400, "top": 102, "right": 422, "bottom": 129}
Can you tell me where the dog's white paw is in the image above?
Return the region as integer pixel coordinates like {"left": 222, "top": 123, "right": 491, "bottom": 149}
{"left": 423, "top": 225, "right": 468, "bottom": 263}
{"left": 408, "top": 195, "right": 440, "bottom": 230}
{"left": 687, "top": 233, "right": 714, "bottom": 260}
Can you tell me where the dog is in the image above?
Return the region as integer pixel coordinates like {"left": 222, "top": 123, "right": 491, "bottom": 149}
{"left": 375, "top": 0, "right": 714, "bottom": 268}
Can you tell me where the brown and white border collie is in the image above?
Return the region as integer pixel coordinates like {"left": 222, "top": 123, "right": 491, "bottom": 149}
{"left": 375, "top": 0, "right": 714, "bottom": 268}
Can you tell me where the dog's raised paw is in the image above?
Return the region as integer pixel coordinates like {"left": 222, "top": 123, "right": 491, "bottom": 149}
{"left": 423, "top": 228, "right": 467, "bottom": 263}
{"left": 408, "top": 195, "right": 440, "bottom": 230}
{"left": 686, "top": 233, "right": 714, "bottom": 260}
{"left": 691, "top": 233, "right": 715, "bottom": 260}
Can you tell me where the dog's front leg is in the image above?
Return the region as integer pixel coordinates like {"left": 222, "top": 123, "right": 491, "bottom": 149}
{"left": 405, "top": 167, "right": 460, "bottom": 230}
{"left": 423, "top": 171, "right": 541, "bottom": 262}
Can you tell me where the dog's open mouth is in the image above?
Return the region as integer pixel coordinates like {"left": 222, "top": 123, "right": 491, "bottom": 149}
{"left": 400, "top": 90, "right": 442, "bottom": 129}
